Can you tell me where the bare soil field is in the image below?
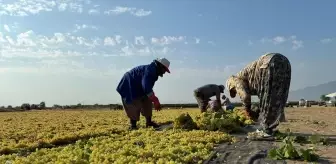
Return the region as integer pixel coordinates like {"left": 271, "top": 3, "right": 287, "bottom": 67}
{"left": 278, "top": 106, "right": 336, "bottom": 163}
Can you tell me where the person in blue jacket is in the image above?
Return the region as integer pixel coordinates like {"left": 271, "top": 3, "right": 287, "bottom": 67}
{"left": 116, "top": 58, "right": 171, "bottom": 130}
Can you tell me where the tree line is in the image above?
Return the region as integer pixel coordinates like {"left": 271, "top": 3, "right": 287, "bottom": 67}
{"left": 2, "top": 94, "right": 332, "bottom": 112}
{"left": 0, "top": 100, "right": 312, "bottom": 112}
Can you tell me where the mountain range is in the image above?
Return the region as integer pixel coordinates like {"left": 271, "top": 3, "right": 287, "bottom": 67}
{"left": 288, "top": 81, "right": 336, "bottom": 101}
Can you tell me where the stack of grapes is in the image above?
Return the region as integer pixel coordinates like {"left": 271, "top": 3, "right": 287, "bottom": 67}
{"left": 173, "top": 109, "right": 254, "bottom": 133}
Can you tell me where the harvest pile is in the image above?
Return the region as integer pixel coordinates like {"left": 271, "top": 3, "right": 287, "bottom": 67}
{"left": 0, "top": 109, "right": 235, "bottom": 163}
{"left": 173, "top": 109, "right": 254, "bottom": 132}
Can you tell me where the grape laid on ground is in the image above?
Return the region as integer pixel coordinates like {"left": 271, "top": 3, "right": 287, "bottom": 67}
{"left": 0, "top": 109, "right": 241, "bottom": 163}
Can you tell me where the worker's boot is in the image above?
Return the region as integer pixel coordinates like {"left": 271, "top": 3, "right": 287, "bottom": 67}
{"left": 146, "top": 117, "right": 160, "bottom": 129}
{"left": 129, "top": 120, "right": 138, "bottom": 130}
{"left": 264, "top": 128, "right": 274, "bottom": 137}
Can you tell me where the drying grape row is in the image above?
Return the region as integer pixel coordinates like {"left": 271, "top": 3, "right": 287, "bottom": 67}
{"left": 0, "top": 108, "right": 248, "bottom": 163}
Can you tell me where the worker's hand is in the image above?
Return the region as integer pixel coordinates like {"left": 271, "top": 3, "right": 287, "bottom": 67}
{"left": 244, "top": 108, "right": 259, "bottom": 121}
{"left": 154, "top": 101, "right": 161, "bottom": 111}
{"left": 148, "top": 92, "right": 162, "bottom": 111}
{"left": 241, "top": 109, "right": 251, "bottom": 118}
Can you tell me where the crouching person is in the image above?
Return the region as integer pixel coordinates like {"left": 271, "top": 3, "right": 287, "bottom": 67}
{"left": 116, "top": 58, "right": 171, "bottom": 130}
{"left": 193, "top": 84, "right": 225, "bottom": 113}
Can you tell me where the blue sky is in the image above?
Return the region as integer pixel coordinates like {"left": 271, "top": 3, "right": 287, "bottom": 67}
{"left": 1, "top": 0, "right": 336, "bottom": 106}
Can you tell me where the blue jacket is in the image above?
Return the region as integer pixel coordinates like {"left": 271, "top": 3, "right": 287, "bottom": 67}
{"left": 116, "top": 61, "right": 158, "bottom": 104}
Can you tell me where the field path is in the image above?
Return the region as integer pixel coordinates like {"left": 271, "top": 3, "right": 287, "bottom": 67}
{"left": 204, "top": 139, "right": 284, "bottom": 164}
{"left": 202, "top": 124, "right": 286, "bottom": 164}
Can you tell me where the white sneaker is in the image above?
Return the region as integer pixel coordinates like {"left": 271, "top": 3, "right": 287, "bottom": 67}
{"left": 255, "top": 129, "right": 272, "bottom": 137}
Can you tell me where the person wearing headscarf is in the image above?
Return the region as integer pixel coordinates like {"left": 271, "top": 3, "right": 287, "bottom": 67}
{"left": 226, "top": 53, "right": 291, "bottom": 137}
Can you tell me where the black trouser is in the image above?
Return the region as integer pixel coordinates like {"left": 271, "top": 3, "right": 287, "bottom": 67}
{"left": 193, "top": 91, "right": 209, "bottom": 113}
{"left": 258, "top": 54, "right": 291, "bottom": 132}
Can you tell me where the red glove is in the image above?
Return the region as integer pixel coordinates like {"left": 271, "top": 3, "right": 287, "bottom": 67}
{"left": 148, "top": 92, "right": 161, "bottom": 111}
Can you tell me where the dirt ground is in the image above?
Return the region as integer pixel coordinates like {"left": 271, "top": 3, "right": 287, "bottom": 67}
{"left": 278, "top": 106, "right": 336, "bottom": 164}
{"left": 204, "top": 106, "right": 336, "bottom": 164}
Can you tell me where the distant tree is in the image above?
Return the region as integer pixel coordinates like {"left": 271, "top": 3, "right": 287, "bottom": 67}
{"left": 30, "top": 104, "right": 39, "bottom": 110}
{"left": 320, "top": 94, "right": 331, "bottom": 101}
{"left": 39, "top": 101, "right": 46, "bottom": 109}
{"left": 53, "top": 104, "right": 62, "bottom": 109}
{"left": 21, "top": 103, "right": 31, "bottom": 110}
{"left": 7, "top": 105, "right": 12, "bottom": 109}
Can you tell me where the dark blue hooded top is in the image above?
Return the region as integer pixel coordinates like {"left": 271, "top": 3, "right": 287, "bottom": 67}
{"left": 116, "top": 61, "right": 158, "bottom": 104}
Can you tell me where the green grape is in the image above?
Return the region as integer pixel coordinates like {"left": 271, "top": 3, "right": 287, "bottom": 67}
{"left": 0, "top": 109, "right": 237, "bottom": 164}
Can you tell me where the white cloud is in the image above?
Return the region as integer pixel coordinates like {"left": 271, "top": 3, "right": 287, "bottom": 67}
{"left": 58, "top": 3, "right": 67, "bottom": 11}
{"left": 131, "top": 9, "right": 152, "bottom": 17}
{"left": 104, "top": 6, "right": 152, "bottom": 17}
{"left": 272, "top": 36, "right": 286, "bottom": 44}
{"left": 1, "top": 30, "right": 102, "bottom": 49}
{"left": 16, "top": 30, "right": 37, "bottom": 46}
{"left": 88, "top": 9, "right": 99, "bottom": 14}
{"left": 195, "top": 37, "right": 200, "bottom": 44}
{"left": 75, "top": 36, "right": 100, "bottom": 48}
{"left": 0, "top": 0, "right": 92, "bottom": 16}
{"left": 115, "top": 35, "right": 122, "bottom": 44}
{"left": 0, "top": 0, "right": 56, "bottom": 16}
{"left": 151, "top": 36, "right": 186, "bottom": 46}
{"left": 0, "top": 30, "right": 102, "bottom": 58}
{"left": 0, "top": 1, "right": 151, "bottom": 18}
{"left": 69, "top": 3, "right": 83, "bottom": 13}
{"left": 38, "top": 33, "right": 72, "bottom": 48}
{"left": 120, "top": 45, "right": 145, "bottom": 56}
{"left": 260, "top": 35, "right": 304, "bottom": 50}
{"left": 4, "top": 24, "right": 10, "bottom": 32}
{"left": 104, "top": 37, "right": 116, "bottom": 46}
{"left": 292, "top": 40, "right": 303, "bottom": 50}
{"left": 0, "top": 29, "right": 193, "bottom": 60}
{"left": 118, "top": 45, "right": 173, "bottom": 57}
{"left": 5, "top": 36, "right": 15, "bottom": 45}
{"left": 208, "top": 41, "right": 215, "bottom": 46}
{"left": 73, "top": 24, "right": 98, "bottom": 32}
{"left": 289, "top": 35, "right": 296, "bottom": 40}
{"left": 134, "top": 36, "right": 146, "bottom": 45}
{"left": 0, "top": 32, "right": 6, "bottom": 42}
{"left": 104, "top": 6, "right": 132, "bottom": 15}
{"left": 320, "top": 38, "right": 333, "bottom": 44}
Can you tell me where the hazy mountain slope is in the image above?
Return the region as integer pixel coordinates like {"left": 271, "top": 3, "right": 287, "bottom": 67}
{"left": 288, "top": 81, "right": 336, "bottom": 101}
